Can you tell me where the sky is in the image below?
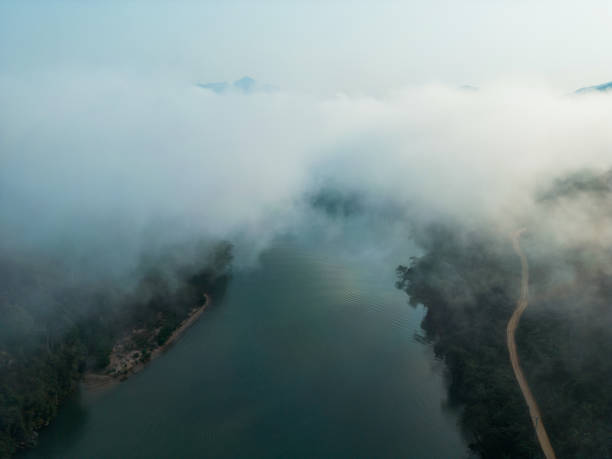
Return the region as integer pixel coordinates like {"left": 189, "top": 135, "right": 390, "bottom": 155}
{"left": 1, "top": 1, "right": 612, "bottom": 94}
{"left": 1, "top": 1, "right": 612, "bottom": 275}
{"left": 4, "top": 6, "right": 612, "bottom": 457}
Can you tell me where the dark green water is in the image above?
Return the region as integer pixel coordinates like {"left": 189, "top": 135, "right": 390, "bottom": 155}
{"left": 23, "top": 235, "right": 467, "bottom": 458}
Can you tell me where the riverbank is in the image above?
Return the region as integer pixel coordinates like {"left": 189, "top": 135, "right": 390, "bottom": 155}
{"left": 82, "top": 293, "right": 211, "bottom": 391}
{"left": 23, "top": 241, "right": 467, "bottom": 458}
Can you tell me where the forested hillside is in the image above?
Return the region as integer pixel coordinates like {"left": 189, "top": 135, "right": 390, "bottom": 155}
{"left": 0, "top": 242, "right": 232, "bottom": 458}
{"left": 396, "top": 170, "right": 612, "bottom": 458}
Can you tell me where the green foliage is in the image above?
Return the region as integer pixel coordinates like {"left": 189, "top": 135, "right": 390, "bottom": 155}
{"left": 0, "top": 242, "right": 232, "bottom": 457}
{"left": 156, "top": 324, "right": 174, "bottom": 346}
{"left": 397, "top": 228, "right": 542, "bottom": 458}
{"left": 537, "top": 169, "right": 612, "bottom": 202}
{"left": 398, "top": 224, "right": 612, "bottom": 458}
{"left": 140, "top": 349, "right": 151, "bottom": 363}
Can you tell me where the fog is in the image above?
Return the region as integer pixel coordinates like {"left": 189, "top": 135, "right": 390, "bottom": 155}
{"left": 3, "top": 73, "right": 612, "bottom": 270}
{"left": 4, "top": 5, "right": 612, "bottom": 458}
{"left": 2, "top": 2, "right": 612, "bottom": 316}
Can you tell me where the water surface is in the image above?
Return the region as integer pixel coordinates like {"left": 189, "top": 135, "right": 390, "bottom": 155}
{"left": 24, "top": 234, "right": 467, "bottom": 458}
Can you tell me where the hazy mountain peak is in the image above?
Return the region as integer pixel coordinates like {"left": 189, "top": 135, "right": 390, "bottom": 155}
{"left": 233, "top": 76, "right": 256, "bottom": 92}
{"left": 196, "top": 76, "right": 275, "bottom": 94}
{"left": 575, "top": 80, "right": 612, "bottom": 94}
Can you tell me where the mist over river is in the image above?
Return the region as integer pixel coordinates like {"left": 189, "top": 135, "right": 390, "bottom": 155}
{"left": 22, "top": 223, "right": 468, "bottom": 458}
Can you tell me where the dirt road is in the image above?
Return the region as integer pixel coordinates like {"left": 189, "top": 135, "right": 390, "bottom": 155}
{"left": 507, "top": 229, "right": 557, "bottom": 459}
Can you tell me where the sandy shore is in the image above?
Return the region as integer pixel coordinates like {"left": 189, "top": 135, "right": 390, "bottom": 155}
{"left": 81, "top": 373, "right": 119, "bottom": 391}
{"left": 82, "top": 293, "right": 211, "bottom": 391}
{"left": 151, "top": 293, "right": 210, "bottom": 358}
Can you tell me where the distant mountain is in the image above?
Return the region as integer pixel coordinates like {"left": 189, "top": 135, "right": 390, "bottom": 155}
{"left": 196, "top": 76, "right": 276, "bottom": 94}
{"left": 197, "top": 81, "right": 230, "bottom": 93}
{"left": 575, "top": 81, "right": 612, "bottom": 94}
{"left": 233, "top": 76, "right": 256, "bottom": 92}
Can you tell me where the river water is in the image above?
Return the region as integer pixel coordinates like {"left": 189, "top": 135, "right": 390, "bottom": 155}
{"left": 23, "top": 226, "right": 467, "bottom": 458}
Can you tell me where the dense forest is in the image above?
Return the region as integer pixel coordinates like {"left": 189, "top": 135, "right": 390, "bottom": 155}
{"left": 0, "top": 241, "right": 232, "bottom": 458}
{"left": 397, "top": 170, "right": 612, "bottom": 458}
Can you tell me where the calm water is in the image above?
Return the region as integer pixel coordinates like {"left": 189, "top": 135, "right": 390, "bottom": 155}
{"left": 24, "top": 234, "right": 467, "bottom": 458}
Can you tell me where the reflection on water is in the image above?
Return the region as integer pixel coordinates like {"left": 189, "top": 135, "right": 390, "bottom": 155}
{"left": 24, "top": 232, "right": 467, "bottom": 458}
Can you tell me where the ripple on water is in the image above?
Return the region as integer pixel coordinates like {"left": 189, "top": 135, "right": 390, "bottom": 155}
{"left": 24, "top": 242, "right": 467, "bottom": 459}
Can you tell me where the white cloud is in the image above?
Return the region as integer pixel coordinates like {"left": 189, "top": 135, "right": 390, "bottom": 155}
{"left": 2, "top": 73, "right": 612, "bottom": 270}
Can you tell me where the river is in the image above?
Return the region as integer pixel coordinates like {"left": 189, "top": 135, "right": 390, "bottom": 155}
{"left": 23, "top": 226, "right": 467, "bottom": 458}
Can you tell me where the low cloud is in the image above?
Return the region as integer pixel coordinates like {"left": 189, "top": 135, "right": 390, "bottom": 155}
{"left": 2, "top": 72, "right": 612, "bottom": 275}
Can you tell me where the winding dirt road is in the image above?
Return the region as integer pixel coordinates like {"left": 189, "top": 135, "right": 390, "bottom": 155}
{"left": 507, "top": 229, "right": 556, "bottom": 459}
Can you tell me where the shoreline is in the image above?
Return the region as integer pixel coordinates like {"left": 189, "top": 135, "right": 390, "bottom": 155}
{"left": 82, "top": 293, "right": 211, "bottom": 391}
